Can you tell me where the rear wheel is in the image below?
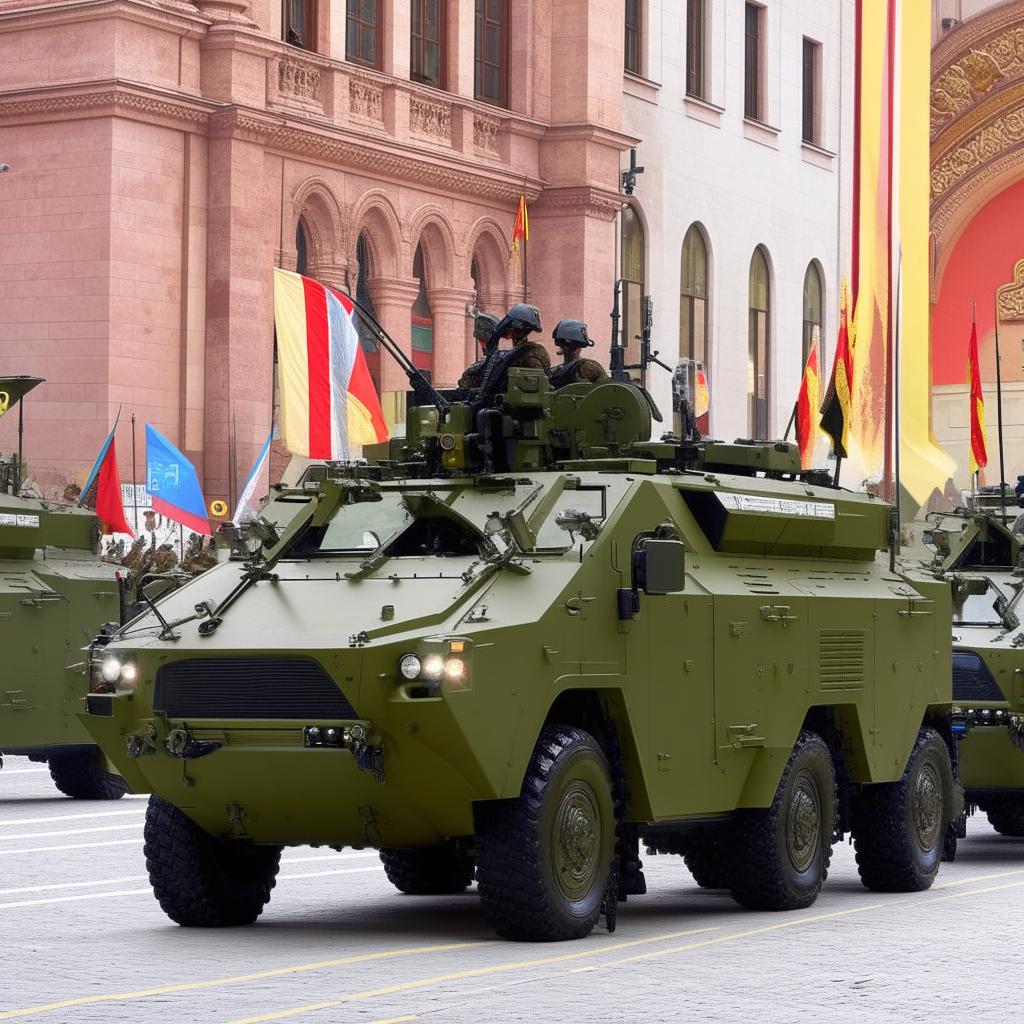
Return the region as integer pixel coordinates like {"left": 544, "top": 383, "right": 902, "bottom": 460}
{"left": 729, "top": 731, "right": 836, "bottom": 911}
{"left": 475, "top": 725, "right": 615, "bottom": 941}
{"left": 852, "top": 727, "right": 951, "bottom": 892}
{"left": 985, "top": 795, "right": 1024, "bottom": 837}
{"left": 380, "top": 844, "right": 474, "bottom": 895}
{"left": 48, "top": 747, "right": 129, "bottom": 800}
{"left": 144, "top": 795, "right": 281, "bottom": 926}
{"left": 682, "top": 830, "right": 732, "bottom": 890}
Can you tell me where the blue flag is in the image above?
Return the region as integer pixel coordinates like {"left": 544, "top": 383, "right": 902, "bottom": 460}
{"left": 145, "top": 424, "right": 211, "bottom": 536}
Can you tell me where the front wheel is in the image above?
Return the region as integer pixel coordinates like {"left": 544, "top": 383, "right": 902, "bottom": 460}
{"left": 729, "top": 731, "right": 836, "bottom": 911}
{"left": 48, "top": 747, "right": 129, "bottom": 800}
{"left": 475, "top": 725, "right": 615, "bottom": 941}
{"left": 144, "top": 796, "right": 282, "bottom": 926}
{"left": 380, "top": 844, "right": 474, "bottom": 895}
{"left": 852, "top": 727, "right": 952, "bottom": 892}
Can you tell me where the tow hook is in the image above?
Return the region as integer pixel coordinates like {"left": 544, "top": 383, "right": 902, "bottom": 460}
{"left": 164, "top": 725, "right": 222, "bottom": 761}
{"left": 303, "top": 722, "right": 385, "bottom": 783}
{"left": 126, "top": 722, "right": 159, "bottom": 759}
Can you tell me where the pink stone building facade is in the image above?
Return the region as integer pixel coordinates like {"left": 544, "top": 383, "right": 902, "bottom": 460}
{"left": 0, "top": 0, "right": 632, "bottom": 508}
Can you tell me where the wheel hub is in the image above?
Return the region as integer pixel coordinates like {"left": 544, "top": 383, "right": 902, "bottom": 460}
{"left": 787, "top": 775, "right": 821, "bottom": 872}
{"left": 554, "top": 781, "right": 601, "bottom": 900}
{"left": 912, "top": 762, "right": 942, "bottom": 849}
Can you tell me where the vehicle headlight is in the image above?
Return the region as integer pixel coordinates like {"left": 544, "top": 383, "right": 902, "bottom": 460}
{"left": 443, "top": 657, "right": 465, "bottom": 681}
{"left": 421, "top": 654, "right": 444, "bottom": 681}
{"left": 100, "top": 657, "right": 122, "bottom": 684}
{"left": 91, "top": 655, "right": 138, "bottom": 693}
{"left": 399, "top": 654, "right": 422, "bottom": 680}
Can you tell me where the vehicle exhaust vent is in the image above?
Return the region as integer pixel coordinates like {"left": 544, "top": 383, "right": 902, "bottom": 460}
{"left": 819, "top": 630, "right": 865, "bottom": 690}
{"left": 154, "top": 658, "right": 358, "bottom": 720}
{"left": 952, "top": 651, "right": 1005, "bottom": 703}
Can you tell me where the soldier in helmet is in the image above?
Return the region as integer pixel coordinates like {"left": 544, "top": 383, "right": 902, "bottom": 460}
{"left": 549, "top": 320, "right": 608, "bottom": 388}
{"left": 474, "top": 303, "right": 550, "bottom": 401}
{"left": 458, "top": 313, "right": 500, "bottom": 389}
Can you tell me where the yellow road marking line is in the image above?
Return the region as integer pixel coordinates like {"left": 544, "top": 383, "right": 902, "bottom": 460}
{"left": 226, "top": 928, "right": 720, "bottom": 1024}
{"left": 370, "top": 1018, "right": 417, "bottom": 1024}
{"left": 934, "top": 865, "right": 1024, "bottom": 888}
{"left": 0, "top": 943, "right": 486, "bottom": 1020}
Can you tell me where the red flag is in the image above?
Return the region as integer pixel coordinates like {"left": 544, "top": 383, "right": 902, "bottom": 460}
{"left": 509, "top": 195, "right": 529, "bottom": 267}
{"left": 80, "top": 425, "right": 134, "bottom": 536}
{"left": 967, "top": 320, "right": 987, "bottom": 476}
{"left": 796, "top": 331, "right": 822, "bottom": 470}
{"left": 820, "top": 282, "right": 854, "bottom": 459}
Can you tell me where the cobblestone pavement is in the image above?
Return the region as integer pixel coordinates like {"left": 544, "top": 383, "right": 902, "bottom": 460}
{"left": 0, "top": 754, "right": 1019, "bottom": 1024}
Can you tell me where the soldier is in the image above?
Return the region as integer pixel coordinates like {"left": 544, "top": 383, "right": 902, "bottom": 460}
{"left": 458, "top": 313, "right": 500, "bottom": 389}
{"left": 474, "top": 303, "right": 549, "bottom": 402}
{"left": 549, "top": 320, "right": 608, "bottom": 388}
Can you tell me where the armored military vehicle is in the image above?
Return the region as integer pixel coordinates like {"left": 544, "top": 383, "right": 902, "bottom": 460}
{"left": 923, "top": 505, "right": 1024, "bottom": 842}
{"left": 81, "top": 358, "right": 960, "bottom": 941}
{"left": 0, "top": 376, "right": 131, "bottom": 798}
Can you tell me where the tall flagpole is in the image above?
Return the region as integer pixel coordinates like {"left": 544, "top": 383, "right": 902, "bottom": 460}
{"left": 993, "top": 288, "right": 1008, "bottom": 522}
{"left": 971, "top": 299, "right": 978, "bottom": 495}
{"left": 130, "top": 412, "right": 138, "bottom": 534}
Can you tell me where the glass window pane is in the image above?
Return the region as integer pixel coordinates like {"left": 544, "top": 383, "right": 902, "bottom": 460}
{"left": 694, "top": 299, "right": 706, "bottom": 366}
{"left": 361, "top": 0, "right": 375, "bottom": 23}
{"left": 487, "top": 0, "right": 501, "bottom": 20}
{"left": 426, "top": 0, "right": 439, "bottom": 38}
{"left": 679, "top": 297, "right": 693, "bottom": 360}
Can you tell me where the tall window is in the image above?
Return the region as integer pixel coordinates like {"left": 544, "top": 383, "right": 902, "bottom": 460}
{"left": 283, "top": 0, "right": 316, "bottom": 50}
{"left": 354, "top": 234, "right": 381, "bottom": 393}
{"left": 411, "top": 244, "right": 434, "bottom": 382}
{"left": 802, "top": 261, "right": 824, "bottom": 366}
{"left": 802, "top": 38, "right": 822, "bottom": 144}
{"left": 475, "top": 0, "right": 508, "bottom": 106}
{"left": 748, "top": 246, "right": 771, "bottom": 439}
{"left": 686, "top": 0, "right": 705, "bottom": 98}
{"left": 744, "top": 3, "right": 763, "bottom": 121}
{"left": 346, "top": 0, "right": 381, "bottom": 69}
{"left": 625, "top": 0, "right": 642, "bottom": 75}
{"left": 412, "top": 0, "right": 445, "bottom": 88}
{"left": 620, "top": 204, "right": 645, "bottom": 381}
{"left": 680, "top": 224, "right": 709, "bottom": 434}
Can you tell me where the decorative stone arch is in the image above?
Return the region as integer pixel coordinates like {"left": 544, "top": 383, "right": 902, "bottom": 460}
{"left": 407, "top": 205, "right": 459, "bottom": 289}
{"left": 930, "top": 2, "right": 1024, "bottom": 296}
{"left": 288, "top": 177, "right": 345, "bottom": 280}
{"left": 350, "top": 189, "right": 403, "bottom": 281}
{"left": 465, "top": 217, "right": 510, "bottom": 312}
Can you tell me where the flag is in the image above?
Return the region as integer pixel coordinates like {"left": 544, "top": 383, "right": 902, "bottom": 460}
{"left": 80, "top": 414, "right": 134, "bottom": 536}
{"left": 145, "top": 424, "right": 211, "bottom": 535}
{"left": 233, "top": 430, "right": 272, "bottom": 526}
{"left": 273, "top": 268, "right": 389, "bottom": 460}
{"left": 820, "top": 282, "right": 854, "bottom": 460}
{"left": 796, "top": 328, "right": 822, "bottom": 471}
{"left": 694, "top": 364, "right": 709, "bottom": 420}
{"left": 509, "top": 195, "right": 529, "bottom": 267}
{"left": 967, "top": 320, "right": 987, "bottom": 476}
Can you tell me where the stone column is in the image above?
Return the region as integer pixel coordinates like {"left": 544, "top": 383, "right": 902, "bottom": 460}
{"left": 427, "top": 287, "right": 475, "bottom": 387}
{"left": 368, "top": 276, "right": 419, "bottom": 428}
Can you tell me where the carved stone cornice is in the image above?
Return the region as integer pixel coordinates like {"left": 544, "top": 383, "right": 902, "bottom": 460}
{"left": 532, "top": 185, "right": 623, "bottom": 222}
{"left": 997, "top": 259, "right": 1024, "bottom": 322}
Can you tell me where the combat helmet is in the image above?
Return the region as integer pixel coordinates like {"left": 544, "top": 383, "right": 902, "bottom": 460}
{"left": 552, "top": 319, "right": 594, "bottom": 349}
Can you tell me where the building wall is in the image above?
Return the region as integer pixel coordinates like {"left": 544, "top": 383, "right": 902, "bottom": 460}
{"left": 621, "top": 0, "right": 853, "bottom": 443}
{"left": 0, "top": 0, "right": 633, "bottom": 506}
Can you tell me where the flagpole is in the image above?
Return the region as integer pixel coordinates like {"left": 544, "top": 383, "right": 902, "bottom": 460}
{"left": 782, "top": 401, "right": 797, "bottom": 442}
{"left": 993, "top": 287, "right": 1008, "bottom": 522}
{"left": 893, "top": 247, "right": 902, "bottom": 558}
{"left": 131, "top": 412, "right": 138, "bottom": 534}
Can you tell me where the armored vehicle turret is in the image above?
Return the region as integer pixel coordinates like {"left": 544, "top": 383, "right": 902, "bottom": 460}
{"left": 0, "top": 376, "right": 131, "bottom": 798}
{"left": 83, "top": 368, "right": 958, "bottom": 940}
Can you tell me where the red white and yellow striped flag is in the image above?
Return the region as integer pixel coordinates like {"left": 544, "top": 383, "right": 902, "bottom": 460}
{"left": 273, "top": 268, "right": 389, "bottom": 459}
{"left": 967, "top": 320, "right": 988, "bottom": 476}
{"left": 509, "top": 194, "right": 529, "bottom": 267}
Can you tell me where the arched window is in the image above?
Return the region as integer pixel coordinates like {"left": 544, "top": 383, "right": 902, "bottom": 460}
{"left": 680, "top": 224, "right": 709, "bottom": 433}
{"left": 620, "top": 204, "right": 645, "bottom": 380}
{"left": 295, "top": 219, "right": 309, "bottom": 276}
{"left": 748, "top": 246, "right": 771, "bottom": 439}
{"left": 411, "top": 243, "right": 434, "bottom": 383}
{"left": 354, "top": 233, "right": 381, "bottom": 392}
{"left": 802, "top": 261, "right": 824, "bottom": 365}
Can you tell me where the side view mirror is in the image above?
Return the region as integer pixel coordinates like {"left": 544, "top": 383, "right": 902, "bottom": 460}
{"left": 618, "top": 537, "right": 685, "bottom": 619}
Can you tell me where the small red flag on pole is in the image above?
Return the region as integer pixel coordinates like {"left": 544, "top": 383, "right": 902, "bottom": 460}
{"left": 967, "top": 313, "right": 988, "bottom": 477}
{"left": 80, "top": 411, "right": 134, "bottom": 536}
{"left": 796, "top": 328, "right": 822, "bottom": 470}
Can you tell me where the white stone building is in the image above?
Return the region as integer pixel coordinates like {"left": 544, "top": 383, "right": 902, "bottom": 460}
{"left": 620, "top": 0, "right": 854, "bottom": 442}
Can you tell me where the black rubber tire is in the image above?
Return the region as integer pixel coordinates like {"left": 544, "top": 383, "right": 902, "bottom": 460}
{"left": 852, "top": 727, "right": 952, "bottom": 892}
{"left": 728, "top": 731, "right": 836, "bottom": 911}
{"left": 47, "top": 747, "right": 129, "bottom": 800}
{"left": 475, "top": 725, "right": 615, "bottom": 941}
{"left": 379, "top": 844, "right": 474, "bottom": 895}
{"left": 144, "top": 795, "right": 282, "bottom": 926}
{"left": 682, "top": 830, "right": 732, "bottom": 890}
{"left": 986, "top": 796, "right": 1024, "bottom": 837}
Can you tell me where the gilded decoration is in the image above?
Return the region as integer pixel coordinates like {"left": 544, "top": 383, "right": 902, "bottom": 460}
{"left": 931, "top": 107, "right": 1024, "bottom": 199}
{"left": 473, "top": 114, "right": 499, "bottom": 153}
{"left": 349, "top": 79, "right": 383, "bottom": 122}
{"left": 409, "top": 96, "right": 451, "bottom": 142}
{"left": 997, "top": 259, "right": 1024, "bottom": 323}
{"left": 278, "top": 59, "right": 320, "bottom": 102}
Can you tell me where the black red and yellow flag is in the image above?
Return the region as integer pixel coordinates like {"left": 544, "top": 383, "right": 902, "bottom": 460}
{"left": 820, "top": 283, "right": 854, "bottom": 460}
{"left": 796, "top": 331, "right": 822, "bottom": 470}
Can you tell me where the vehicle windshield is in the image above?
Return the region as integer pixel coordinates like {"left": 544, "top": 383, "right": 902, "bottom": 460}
{"left": 954, "top": 578, "right": 1014, "bottom": 626}
{"left": 291, "top": 494, "right": 412, "bottom": 556}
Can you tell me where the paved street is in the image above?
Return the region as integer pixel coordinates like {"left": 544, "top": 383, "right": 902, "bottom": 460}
{"left": 0, "top": 754, "right": 1019, "bottom": 1024}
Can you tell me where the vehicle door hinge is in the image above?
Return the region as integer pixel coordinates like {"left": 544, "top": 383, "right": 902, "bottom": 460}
{"left": 728, "top": 723, "right": 765, "bottom": 749}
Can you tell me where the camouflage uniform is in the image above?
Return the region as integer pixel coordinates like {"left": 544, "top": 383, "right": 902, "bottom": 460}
{"left": 512, "top": 340, "right": 551, "bottom": 373}
{"left": 549, "top": 356, "right": 608, "bottom": 388}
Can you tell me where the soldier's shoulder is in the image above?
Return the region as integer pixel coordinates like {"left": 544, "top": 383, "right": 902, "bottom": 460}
{"left": 518, "top": 342, "right": 551, "bottom": 370}
{"left": 578, "top": 359, "right": 609, "bottom": 382}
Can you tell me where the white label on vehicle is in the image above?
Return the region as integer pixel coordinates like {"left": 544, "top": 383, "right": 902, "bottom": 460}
{"left": 0, "top": 513, "right": 40, "bottom": 528}
{"left": 717, "top": 492, "right": 835, "bottom": 520}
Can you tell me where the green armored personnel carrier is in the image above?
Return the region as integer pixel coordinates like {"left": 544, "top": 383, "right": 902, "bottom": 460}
{"left": 83, "top": 366, "right": 958, "bottom": 940}
{"left": 923, "top": 506, "right": 1024, "bottom": 840}
{"left": 0, "top": 376, "right": 129, "bottom": 799}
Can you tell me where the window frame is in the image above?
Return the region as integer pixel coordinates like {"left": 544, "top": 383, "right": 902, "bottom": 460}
{"left": 747, "top": 246, "right": 771, "bottom": 440}
{"left": 619, "top": 202, "right": 646, "bottom": 384}
{"left": 625, "top": 0, "right": 643, "bottom": 76}
{"left": 802, "top": 260, "right": 824, "bottom": 366}
{"left": 282, "top": 0, "right": 318, "bottom": 52}
{"left": 346, "top": 0, "right": 383, "bottom": 71}
{"left": 685, "top": 0, "right": 706, "bottom": 99}
{"left": 474, "top": 0, "right": 510, "bottom": 108}
{"left": 802, "top": 36, "right": 823, "bottom": 145}
{"left": 412, "top": 0, "right": 447, "bottom": 89}
{"left": 744, "top": 2, "right": 765, "bottom": 122}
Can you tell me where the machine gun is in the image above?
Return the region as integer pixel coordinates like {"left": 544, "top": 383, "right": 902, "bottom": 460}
{"left": 609, "top": 284, "right": 672, "bottom": 389}
{"left": 0, "top": 376, "right": 44, "bottom": 495}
